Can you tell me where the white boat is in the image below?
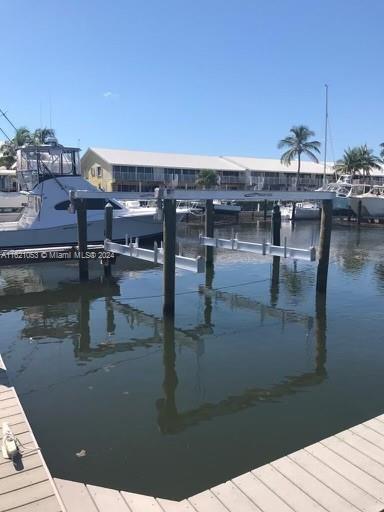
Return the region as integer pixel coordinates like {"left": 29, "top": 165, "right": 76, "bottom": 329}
{"left": 318, "top": 177, "right": 371, "bottom": 213}
{"left": 280, "top": 202, "right": 321, "bottom": 220}
{"left": 0, "top": 142, "right": 187, "bottom": 249}
{"left": 349, "top": 185, "right": 384, "bottom": 218}
{"left": 212, "top": 200, "right": 241, "bottom": 214}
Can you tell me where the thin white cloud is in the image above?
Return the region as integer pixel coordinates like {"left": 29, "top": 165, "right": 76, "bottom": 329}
{"left": 103, "top": 91, "right": 120, "bottom": 99}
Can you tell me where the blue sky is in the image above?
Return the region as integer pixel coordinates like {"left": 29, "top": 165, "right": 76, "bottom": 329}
{"left": 2, "top": 0, "right": 384, "bottom": 161}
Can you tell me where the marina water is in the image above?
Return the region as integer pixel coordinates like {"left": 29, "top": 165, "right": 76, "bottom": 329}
{"left": 0, "top": 221, "right": 383, "bottom": 500}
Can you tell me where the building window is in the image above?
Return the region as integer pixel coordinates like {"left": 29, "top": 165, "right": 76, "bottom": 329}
{"left": 97, "top": 166, "right": 102, "bottom": 178}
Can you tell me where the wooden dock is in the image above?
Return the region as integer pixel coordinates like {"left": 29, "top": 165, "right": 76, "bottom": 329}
{"left": 0, "top": 356, "right": 64, "bottom": 511}
{"left": 3, "top": 351, "right": 384, "bottom": 511}
{"left": 54, "top": 417, "right": 384, "bottom": 511}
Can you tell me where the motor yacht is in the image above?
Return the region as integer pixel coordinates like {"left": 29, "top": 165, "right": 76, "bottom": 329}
{"left": 349, "top": 185, "right": 384, "bottom": 219}
{"left": 0, "top": 142, "right": 187, "bottom": 248}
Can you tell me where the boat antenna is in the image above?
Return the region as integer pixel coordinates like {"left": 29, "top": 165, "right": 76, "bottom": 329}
{"left": 323, "top": 84, "right": 328, "bottom": 186}
{"left": 0, "top": 108, "right": 17, "bottom": 132}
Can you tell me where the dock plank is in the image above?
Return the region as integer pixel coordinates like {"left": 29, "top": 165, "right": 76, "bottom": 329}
{"left": 351, "top": 424, "right": 384, "bottom": 450}
{"left": 55, "top": 478, "right": 98, "bottom": 511}
{"left": 289, "top": 448, "right": 383, "bottom": 511}
{"left": 253, "top": 464, "right": 327, "bottom": 512}
{"left": 233, "top": 471, "right": 294, "bottom": 512}
{"left": 156, "top": 497, "right": 196, "bottom": 511}
{"left": 321, "top": 436, "right": 384, "bottom": 482}
{"left": 0, "top": 465, "right": 48, "bottom": 495}
{"left": 0, "top": 452, "right": 42, "bottom": 479}
{"left": 211, "top": 480, "right": 262, "bottom": 511}
{"left": 272, "top": 456, "right": 361, "bottom": 512}
{"left": 306, "top": 441, "right": 384, "bottom": 501}
{"left": 87, "top": 483, "right": 131, "bottom": 511}
{"left": 188, "top": 489, "right": 229, "bottom": 512}
{"left": 336, "top": 430, "right": 384, "bottom": 464}
{"left": 8, "top": 494, "right": 61, "bottom": 512}
{"left": 0, "top": 479, "right": 53, "bottom": 511}
{"left": 121, "top": 490, "right": 164, "bottom": 511}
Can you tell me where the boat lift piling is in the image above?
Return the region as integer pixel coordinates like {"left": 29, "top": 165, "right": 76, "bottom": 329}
{"left": 103, "top": 202, "right": 113, "bottom": 277}
{"left": 316, "top": 199, "right": 333, "bottom": 294}
{"left": 205, "top": 199, "right": 214, "bottom": 270}
{"left": 76, "top": 199, "right": 89, "bottom": 281}
{"left": 163, "top": 199, "right": 177, "bottom": 317}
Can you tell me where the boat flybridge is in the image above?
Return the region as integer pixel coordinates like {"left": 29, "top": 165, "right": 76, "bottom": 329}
{"left": 0, "top": 141, "right": 186, "bottom": 248}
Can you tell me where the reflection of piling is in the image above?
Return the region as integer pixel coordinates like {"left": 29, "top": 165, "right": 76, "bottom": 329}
{"left": 106, "top": 297, "right": 115, "bottom": 334}
{"left": 103, "top": 203, "right": 113, "bottom": 277}
{"left": 205, "top": 199, "right": 214, "bottom": 269}
{"left": 315, "top": 292, "right": 327, "bottom": 374}
{"left": 76, "top": 199, "right": 88, "bottom": 281}
{"left": 78, "top": 295, "right": 90, "bottom": 353}
{"left": 204, "top": 262, "right": 214, "bottom": 326}
{"left": 316, "top": 199, "right": 333, "bottom": 294}
{"left": 270, "top": 257, "right": 280, "bottom": 306}
{"left": 157, "top": 316, "right": 179, "bottom": 434}
{"left": 163, "top": 199, "right": 177, "bottom": 317}
{"left": 263, "top": 200, "right": 268, "bottom": 221}
{"left": 357, "top": 200, "right": 362, "bottom": 225}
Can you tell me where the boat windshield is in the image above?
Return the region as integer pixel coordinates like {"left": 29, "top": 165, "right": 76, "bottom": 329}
{"left": 16, "top": 144, "right": 80, "bottom": 191}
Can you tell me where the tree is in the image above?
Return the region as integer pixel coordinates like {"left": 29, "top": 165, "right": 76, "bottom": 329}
{"left": 380, "top": 143, "right": 384, "bottom": 161}
{"left": 278, "top": 125, "right": 321, "bottom": 190}
{"left": 0, "top": 127, "right": 32, "bottom": 168}
{"left": 334, "top": 145, "right": 381, "bottom": 178}
{"left": 195, "top": 169, "right": 218, "bottom": 189}
{"left": 33, "top": 128, "right": 56, "bottom": 144}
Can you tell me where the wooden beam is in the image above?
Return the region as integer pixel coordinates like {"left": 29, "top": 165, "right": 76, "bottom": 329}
{"left": 316, "top": 199, "right": 333, "bottom": 294}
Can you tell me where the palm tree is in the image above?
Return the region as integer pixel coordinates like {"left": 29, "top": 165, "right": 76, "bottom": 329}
{"left": 334, "top": 145, "right": 381, "bottom": 179}
{"left": 0, "top": 127, "right": 32, "bottom": 168}
{"left": 33, "top": 128, "right": 56, "bottom": 144}
{"left": 333, "top": 147, "right": 361, "bottom": 177}
{"left": 278, "top": 125, "right": 321, "bottom": 190}
{"left": 195, "top": 169, "right": 218, "bottom": 189}
{"left": 379, "top": 143, "right": 384, "bottom": 161}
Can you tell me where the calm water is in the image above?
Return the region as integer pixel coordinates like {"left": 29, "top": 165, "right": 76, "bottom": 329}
{"left": 1, "top": 220, "right": 384, "bottom": 499}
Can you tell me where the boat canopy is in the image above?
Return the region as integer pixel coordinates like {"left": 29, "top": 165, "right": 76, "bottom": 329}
{"left": 16, "top": 143, "right": 80, "bottom": 191}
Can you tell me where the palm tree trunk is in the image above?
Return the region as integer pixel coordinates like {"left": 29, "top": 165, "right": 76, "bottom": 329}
{"left": 291, "top": 153, "right": 301, "bottom": 222}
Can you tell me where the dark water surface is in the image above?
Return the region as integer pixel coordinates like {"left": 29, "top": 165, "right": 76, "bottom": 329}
{"left": 1, "top": 220, "right": 384, "bottom": 500}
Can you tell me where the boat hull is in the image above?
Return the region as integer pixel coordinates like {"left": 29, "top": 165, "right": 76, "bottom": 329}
{"left": 350, "top": 196, "right": 384, "bottom": 218}
{"left": 0, "top": 213, "right": 183, "bottom": 249}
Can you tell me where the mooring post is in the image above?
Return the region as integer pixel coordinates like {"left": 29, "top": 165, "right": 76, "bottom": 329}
{"left": 205, "top": 199, "right": 214, "bottom": 269}
{"left": 163, "top": 199, "right": 177, "bottom": 317}
{"left": 76, "top": 199, "right": 89, "bottom": 281}
{"left": 104, "top": 202, "right": 113, "bottom": 277}
{"left": 316, "top": 199, "right": 333, "bottom": 294}
{"left": 270, "top": 256, "right": 280, "bottom": 307}
{"left": 272, "top": 204, "right": 281, "bottom": 246}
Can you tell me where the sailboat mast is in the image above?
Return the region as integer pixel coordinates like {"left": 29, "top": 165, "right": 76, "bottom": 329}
{"left": 323, "top": 84, "right": 328, "bottom": 186}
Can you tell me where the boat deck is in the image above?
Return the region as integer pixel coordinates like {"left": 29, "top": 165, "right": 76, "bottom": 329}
{"left": 0, "top": 356, "right": 64, "bottom": 512}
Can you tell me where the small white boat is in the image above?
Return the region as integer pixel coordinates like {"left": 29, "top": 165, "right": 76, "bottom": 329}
{"left": 212, "top": 200, "right": 241, "bottom": 214}
{"left": 280, "top": 202, "right": 321, "bottom": 220}
{"left": 0, "top": 142, "right": 187, "bottom": 249}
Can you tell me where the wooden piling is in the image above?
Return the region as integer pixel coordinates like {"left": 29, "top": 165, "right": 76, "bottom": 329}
{"left": 316, "top": 199, "right": 333, "bottom": 294}
{"left": 205, "top": 199, "right": 214, "bottom": 268}
{"left": 76, "top": 199, "right": 89, "bottom": 281}
{"left": 270, "top": 256, "right": 280, "bottom": 307}
{"left": 104, "top": 202, "right": 113, "bottom": 277}
{"left": 272, "top": 204, "right": 281, "bottom": 246}
{"left": 163, "top": 199, "right": 177, "bottom": 317}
